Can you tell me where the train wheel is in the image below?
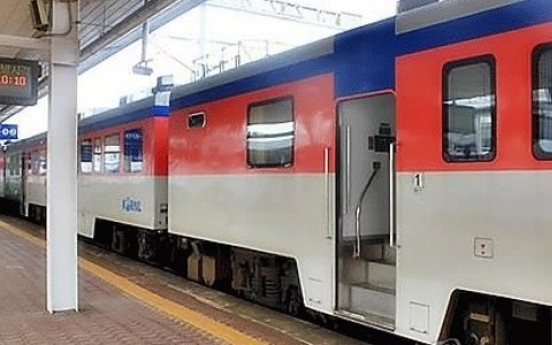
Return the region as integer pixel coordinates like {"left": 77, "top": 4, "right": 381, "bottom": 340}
{"left": 111, "top": 227, "right": 129, "bottom": 255}
{"left": 137, "top": 230, "right": 155, "bottom": 262}
{"left": 284, "top": 286, "right": 303, "bottom": 316}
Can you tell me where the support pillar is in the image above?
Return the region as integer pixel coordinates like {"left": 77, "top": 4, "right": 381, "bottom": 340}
{"left": 46, "top": 0, "right": 79, "bottom": 313}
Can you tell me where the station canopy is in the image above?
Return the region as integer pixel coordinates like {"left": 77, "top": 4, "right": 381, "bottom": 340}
{"left": 0, "top": 0, "right": 431, "bottom": 124}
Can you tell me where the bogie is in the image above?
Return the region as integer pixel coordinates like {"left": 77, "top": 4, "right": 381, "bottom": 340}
{"left": 441, "top": 291, "right": 552, "bottom": 345}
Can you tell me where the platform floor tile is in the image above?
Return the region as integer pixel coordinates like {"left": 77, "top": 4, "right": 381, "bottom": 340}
{"left": 0, "top": 228, "right": 223, "bottom": 345}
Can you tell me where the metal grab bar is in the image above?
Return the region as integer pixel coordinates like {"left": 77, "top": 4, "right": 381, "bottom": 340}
{"left": 389, "top": 142, "right": 396, "bottom": 248}
{"left": 324, "top": 147, "right": 331, "bottom": 239}
{"left": 345, "top": 126, "right": 351, "bottom": 213}
{"left": 353, "top": 162, "right": 381, "bottom": 258}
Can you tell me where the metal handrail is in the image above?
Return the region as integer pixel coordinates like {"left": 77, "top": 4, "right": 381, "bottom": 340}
{"left": 389, "top": 142, "right": 396, "bottom": 248}
{"left": 345, "top": 126, "right": 351, "bottom": 213}
{"left": 353, "top": 163, "right": 381, "bottom": 258}
{"left": 324, "top": 147, "right": 331, "bottom": 239}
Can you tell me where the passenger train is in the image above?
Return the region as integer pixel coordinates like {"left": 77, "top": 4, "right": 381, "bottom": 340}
{"left": 1, "top": 0, "right": 552, "bottom": 344}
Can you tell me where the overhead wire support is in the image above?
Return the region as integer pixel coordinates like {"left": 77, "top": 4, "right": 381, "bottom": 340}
{"left": 208, "top": 0, "right": 362, "bottom": 29}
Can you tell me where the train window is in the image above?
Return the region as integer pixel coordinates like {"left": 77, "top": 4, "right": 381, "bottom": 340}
{"left": 104, "top": 134, "right": 120, "bottom": 173}
{"left": 38, "top": 150, "right": 46, "bottom": 175}
{"left": 247, "top": 97, "right": 294, "bottom": 168}
{"left": 8, "top": 154, "right": 20, "bottom": 176}
{"left": 25, "top": 152, "right": 32, "bottom": 176}
{"left": 31, "top": 151, "right": 40, "bottom": 175}
{"left": 532, "top": 44, "right": 552, "bottom": 159}
{"left": 443, "top": 56, "right": 496, "bottom": 162}
{"left": 93, "top": 138, "right": 102, "bottom": 173}
{"left": 124, "top": 129, "right": 143, "bottom": 172}
{"left": 188, "top": 112, "right": 206, "bottom": 129}
{"left": 80, "top": 139, "right": 93, "bottom": 174}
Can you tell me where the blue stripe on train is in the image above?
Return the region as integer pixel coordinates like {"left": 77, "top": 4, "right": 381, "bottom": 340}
{"left": 81, "top": 0, "right": 552, "bottom": 132}
{"left": 171, "top": 0, "right": 552, "bottom": 105}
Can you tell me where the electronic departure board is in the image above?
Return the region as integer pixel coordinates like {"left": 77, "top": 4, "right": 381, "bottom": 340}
{"left": 0, "top": 58, "right": 39, "bottom": 106}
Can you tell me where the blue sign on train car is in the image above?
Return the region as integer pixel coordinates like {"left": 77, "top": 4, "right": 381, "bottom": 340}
{"left": 0, "top": 124, "right": 18, "bottom": 140}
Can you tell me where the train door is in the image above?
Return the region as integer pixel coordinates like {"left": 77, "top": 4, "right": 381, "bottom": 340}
{"left": 336, "top": 93, "right": 397, "bottom": 329}
{"left": 19, "top": 152, "right": 28, "bottom": 216}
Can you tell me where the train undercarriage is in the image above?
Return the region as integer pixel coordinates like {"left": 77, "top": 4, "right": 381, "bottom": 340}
{"left": 92, "top": 218, "right": 305, "bottom": 316}
{"left": 27, "top": 203, "right": 46, "bottom": 225}
{"left": 439, "top": 291, "right": 552, "bottom": 345}
{"left": 74, "top": 217, "right": 552, "bottom": 345}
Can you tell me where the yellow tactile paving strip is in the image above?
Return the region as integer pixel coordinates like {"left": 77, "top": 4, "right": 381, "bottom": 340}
{"left": 0, "top": 219, "right": 269, "bottom": 345}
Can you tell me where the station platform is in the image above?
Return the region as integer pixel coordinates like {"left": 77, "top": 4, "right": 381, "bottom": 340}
{"left": 0, "top": 221, "right": 226, "bottom": 345}
{"left": 0, "top": 218, "right": 348, "bottom": 345}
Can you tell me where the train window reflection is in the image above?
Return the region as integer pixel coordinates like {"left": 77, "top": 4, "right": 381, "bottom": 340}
{"left": 124, "top": 129, "right": 143, "bottom": 172}
{"left": 93, "top": 138, "right": 102, "bottom": 173}
{"left": 532, "top": 44, "right": 552, "bottom": 159}
{"left": 31, "top": 151, "right": 40, "bottom": 175}
{"left": 38, "top": 151, "right": 46, "bottom": 175}
{"left": 32, "top": 150, "right": 47, "bottom": 175}
{"left": 8, "top": 154, "right": 20, "bottom": 176}
{"left": 247, "top": 97, "right": 294, "bottom": 168}
{"left": 104, "top": 134, "right": 120, "bottom": 173}
{"left": 443, "top": 57, "right": 496, "bottom": 162}
{"left": 80, "top": 139, "right": 93, "bottom": 174}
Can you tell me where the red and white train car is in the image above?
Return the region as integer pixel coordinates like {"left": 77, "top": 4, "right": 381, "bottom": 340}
{"left": 77, "top": 95, "right": 170, "bottom": 260}
{"left": 0, "top": 93, "right": 171, "bottom": 261}
{"left": 0, "top": 134, "right": 47, "bottom": 220}
{"left": 166, "top": 0, "right": 552, "bottom": 344}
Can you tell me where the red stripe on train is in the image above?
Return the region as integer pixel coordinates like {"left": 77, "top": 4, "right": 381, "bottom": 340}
{"left": 169, "top": 74, "right": 336, "bottom": 175}
{"left": 397, "top": 22, "right": 552, "bottom": 172}
{"left": 79, "top": 117, "right": 168, "bottom": 176}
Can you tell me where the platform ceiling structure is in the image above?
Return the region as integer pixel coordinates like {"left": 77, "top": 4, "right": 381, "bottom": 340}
{"left": 0, "top": 0, "right": 206, "bottom": 122}
{"left": 0, "top": 0, "right": 432, "bottom": 123}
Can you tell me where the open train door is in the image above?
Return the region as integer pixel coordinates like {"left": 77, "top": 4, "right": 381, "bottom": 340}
{"left": 335, "top": 93, "right": 397, "bottom": 330}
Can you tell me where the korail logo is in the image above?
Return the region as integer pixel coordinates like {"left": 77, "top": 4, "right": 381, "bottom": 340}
{"left": 122, "top": 197, "right": 142, "bottom": 213}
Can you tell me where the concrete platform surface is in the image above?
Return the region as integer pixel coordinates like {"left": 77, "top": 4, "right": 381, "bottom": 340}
{"left": 0, "top": 217, "right": 369, "bottom": 345}
{"left": 0, "top": 222, "right": 226, "bottom": 345}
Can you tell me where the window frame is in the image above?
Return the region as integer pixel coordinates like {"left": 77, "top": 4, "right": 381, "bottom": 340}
{"left": 93, "top": 137, "right": 102, "bottom": 173}
{"left": 31, "top": 150, "right": 40, "bottom": 175}
{"left": 8, "top": 154, "right": 20, "bottom": 177}
{"left": 24, "top": 151, "right": 32, "bottom": 176}
{"left": 103, "top": 133, "right": 121, "bottom": 174}
{"left": 442, "top": 54, "right": 497, "bottom": 163}
{"left": 123, "top": 128, "right": 144, "bottom": 173}
{"left": 532, "top": 43, "right": 552, "bottom": 160}
{"left": 79, "top": 138, "right": 93, "bottom": 174}
{"left": 246, "top": 96, "right": 295, "bottom": 169}
{"left": 37, "top": 149, "right": 46, "bottom": 176}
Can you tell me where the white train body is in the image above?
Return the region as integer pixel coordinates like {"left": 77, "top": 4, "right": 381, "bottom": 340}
{"left": 77, "top": 175, "right": 167, "bottom": 238}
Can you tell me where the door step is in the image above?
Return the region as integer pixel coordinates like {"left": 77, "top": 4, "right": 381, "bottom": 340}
{"left": 368, "top": 260, "right": 396, "bottom": 291}
{"left": 349, "top": 282, "right": 395, "bottom": 320}
{"left": 335, "top": 309, "right": 395, "bottom": 330}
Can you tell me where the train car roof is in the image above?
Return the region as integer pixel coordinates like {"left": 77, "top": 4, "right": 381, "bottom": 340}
{"left": 78, "top": 95, "right": 156, "bottom": 134}
{"left": 6, "top": 94, "right": 158, "bottom": 150}
{"left": 396, "top": 0, "right": 552, "bottom": 57}
{"left": 4, "top": 132, "right": 47, "bottom": 152}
